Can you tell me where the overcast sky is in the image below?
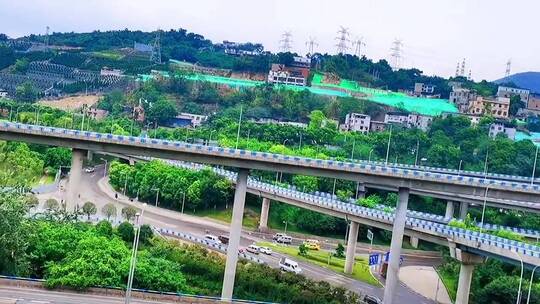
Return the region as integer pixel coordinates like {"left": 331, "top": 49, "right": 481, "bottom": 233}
{"left": 1, "top": 0, "right": 538, "bottom": 81}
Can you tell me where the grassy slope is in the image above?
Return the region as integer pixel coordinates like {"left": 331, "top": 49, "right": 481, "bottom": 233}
{"left": 257, "top": 241, "right": 381, "bottom": 287}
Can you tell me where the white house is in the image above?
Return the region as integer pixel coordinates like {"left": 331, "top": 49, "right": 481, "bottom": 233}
{"left": 343, "top": 113, "right": 371, "bottom": 133}
{"left": 489, "top": 122, "right": 516, "bottom": 140}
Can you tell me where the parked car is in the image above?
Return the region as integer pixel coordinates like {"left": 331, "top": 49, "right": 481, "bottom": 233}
{"left": 277, "top": 235, "right": 292, "bottom": 244}
{"left": 272, "top": 233, "right": 286, "bottom": 240}
{"left": 84, "top": 167, "right": 95, "bottom": 173}
{"left": 246, "top": 245, "right": 260, "bottom": 254}
{"left": 363, "top": 295, "right": 382, "bottom": 304}
{"left": 218, "top": 235, "right": 230, "bottom": 244}
{"left": 204, "top": 234, "right": 221, "bottom": 244}
{"left": 279, "top": 257, "right": 302, "bottom": 274}
{"left": 259, "top": 246, "right": 272, "bottom": 255}
{"left": 303, "top": 239, "right": 321, "bottom": 250}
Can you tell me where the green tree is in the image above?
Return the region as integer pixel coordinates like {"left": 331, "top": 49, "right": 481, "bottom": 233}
{"left": 509, "top": 95, "right": 525, "bottom": 116}
{"left": 45, "top": 198, "right": 60, "bottom": 212}
{"left": 138, "top": 224, "right": 154, "bottom": 244}
{"left": 146, "top": 98, "right": 177, "bottom": 125}
{"left": 101, "top": 203, "right": 117, "bottom": 220}
{"left": 298, "top": 243, "right": 309, "bottom": 257}
{"left": 0, "top": 191, "right": 31, "bottom": 275}
{"left": 15, "top": 81, "right": 39, "bottom": 103}
{"left": 121, "top": 206, "right": 137, "bottom": 221}
{"left": 81, "top": 201, "right": 97, "bottom": 220}
{"left": 334, "top": 243, "right": 345, "bottom": 258}
{"left": 95, "top": 220, "right": 113, "bottom": 237}
{"left": 117, "top": 221, "right": 134, "bottom": 243}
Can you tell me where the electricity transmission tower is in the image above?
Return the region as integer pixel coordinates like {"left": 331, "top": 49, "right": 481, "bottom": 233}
{"left": 335, "top": 26, "right": 350, "bottom": 55}
{"left": 305, "top": 37, "right": 319, "bottom": 55}
{"left": 279, "top": 31, "right": 293, "bottom": 52}
{"left": 352, "top": 37, "right": 366, "bottom": 57}
{"left": 505, "top": 59, "right": 512, "bottom": 77}
{"left": 150, "top": 30, "right": 162, "bottom": 64}
{"left": 45, "top": 26, "right": 50, "bottom": 46}
{"left": 389, "top": 39, "right": 403, "bottom": 70}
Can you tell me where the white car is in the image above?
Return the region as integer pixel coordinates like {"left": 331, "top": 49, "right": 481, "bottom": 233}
{"left": 246, "top": 244, "right": 260, "bottom": 254}
{"left": 84, "top": 167, "right": 95, "bottom": 173}
{"left": 259, "top": 246, "right": 272, "bottom": 255}
{"left": 204, "top": 234, "right": 221, "bottom": 244}
{"left": 279, "top": 257, "right": 301, "bottom": 274}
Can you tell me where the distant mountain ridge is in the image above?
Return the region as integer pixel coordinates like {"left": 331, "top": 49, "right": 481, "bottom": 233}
{"left": 495, "top": 72, "right": 540, "bottom": 94}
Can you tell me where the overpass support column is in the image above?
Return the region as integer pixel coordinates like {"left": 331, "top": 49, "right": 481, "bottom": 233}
{"left": 221, "top": 169, "right": 249, "bottom": 302}
{"left": 383, "top": 187, "right": 409, "bottom": 304}
{"left": 259, "top": 197, "right": 271, "bottom": 232}
{"left": 445, "top": 201, "right": 455, "bottom": 219}
{"left": 455, "top": 249, "right": 485, "bottom": 304}
{"left": 344, "top": 221, "right": 360, "bottom": 274}
{"left": 66, "top": 149, "right": 85, "bottom": 212}
{"left": 356, "top": 182, "right": 366, "bottom": 200}
{"left": 86, "top": 150, "right": 93, "bottom": 162}
{"left": 459, "top": 202, "right": 469, "bottom": 220}
{"left": 410, "top": 236, "right": 419, "bottom": 248}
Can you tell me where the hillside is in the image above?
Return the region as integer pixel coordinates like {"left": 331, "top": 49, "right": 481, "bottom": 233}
{"left": 495, "top": 71, "right": 540, "bottom": 93}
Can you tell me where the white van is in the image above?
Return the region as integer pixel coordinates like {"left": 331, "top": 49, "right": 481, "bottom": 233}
{"left": 246, "top": 245, "right": 260, "bottom": 254}
{"left": 204, "top": 234, "right": 221, "bottom": 244}
{"left": 279, "top": 257, "right": 302, "bottom": 274}
{"left": 277, "top": 235, "right": 292, "bottom": 244}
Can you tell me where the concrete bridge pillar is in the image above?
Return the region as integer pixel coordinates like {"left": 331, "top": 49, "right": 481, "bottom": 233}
{"left": 344, "top": 221, "right": 360, "bottom": 274}
{"left": 445, "top": 201, "right": 455, "bottom": 219}
{"left": 259, "top": 197, "right": 271, "bottom": 232}
{"left": 410, "top": 236, "right": 419, "bottom": 249}
{"left": 66, "top": 149, "right": 85, "bottom": 212}
{"left": 455, "top": 249, "right": 485, "bottom": 304}
{"left": 459, "top": 202, "right": 469, "bottom": 220}
{"left": 221, "top": 169, "right": 249, "bottom": 302}
{"left": 383, "top": 187, "right": 410, "bottom": 304}
{"left": 86, "top": 150, "right": 93, "bottom": 162}
{"left": 356, "top": 182, "right": 366, "bottom": 200}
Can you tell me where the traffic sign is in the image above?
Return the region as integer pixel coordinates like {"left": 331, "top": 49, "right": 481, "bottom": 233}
{"left": 384, "top": 252, "right": 404, "bottom": 265}
{"left": 368, "top": 253, "right": 379, "bottom": 266}
{"left": 367, "top": 229, "right": 374, "bottom": 241}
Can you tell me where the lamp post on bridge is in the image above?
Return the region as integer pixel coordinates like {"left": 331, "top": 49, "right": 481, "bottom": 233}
{"left": 235, "top": 105, "right": 243, "bottom": 149}
{"left": 531, "top": 145, "right": 539, "bottom": 186}
{"left": 511, "top": 251, "right": 524, "bottom": 304}
{"left": 385, "top": 124, "right": 393, "bottom": 165}
{"left": 368, "top": 148, "right": 374, "bottom": 162}
{"left": 458, "top": 160, "right": 463, "bottom": 176}
{"left": 526, "top": 264, "right": 540, "bottom": 304}
{"left": 125, "top": 203, "right": 147, "bottom": 304}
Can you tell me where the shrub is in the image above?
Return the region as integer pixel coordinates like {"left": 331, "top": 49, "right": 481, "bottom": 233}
{"left": 117, "top": 221, "right": 134, "bottom": 243}
{"left": 81, "top": 201, "right": 97, "bottom": 220}
{"left": 139, "top": 224, "right": 154, "bottom": 244}
{"left": 334, "top": 243, "right": 345, "bottom": 258}
{"left": 95, "top": 220, "right": 113, "bottom": 237}
{"left": 101, "top": 203, "right": 117, "bottom": 220}
{"left": 45, "top": 198, "right": 59, "bottom": 212}
{"left": 121, "top": 206, "right": 137, "bottom": 221}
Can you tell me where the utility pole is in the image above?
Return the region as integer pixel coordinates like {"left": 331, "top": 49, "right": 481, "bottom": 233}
{"left": 335, "top": 26, "right": 350, "bottom": 55}
{"left": 279, "top": 31, "right": 293, "bottom": 52}
{"left": 389, "top": 39, "right": 403, "bottom": 70}
{"left": 235, "top": 106, "right": 243, "bottom": 149}
{"left": 505, "top": 59, "right": 512, "bottom": 78}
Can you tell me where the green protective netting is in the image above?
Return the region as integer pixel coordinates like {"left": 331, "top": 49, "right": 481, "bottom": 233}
{"left": 311, "top": 73, "right": 458, "bottom": 116}
{"left": 515, "top": 131, "right": 540, "bottom": 147}
{"left": 138, "top": 71, "right": 458, "bottom": 116}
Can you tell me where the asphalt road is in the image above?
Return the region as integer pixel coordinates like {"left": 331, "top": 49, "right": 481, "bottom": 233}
{"left": 35, "top": 164, "right": 439, "bottom": 304}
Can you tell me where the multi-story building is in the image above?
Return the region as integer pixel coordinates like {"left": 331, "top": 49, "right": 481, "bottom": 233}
{"left": 497, "top": 86, "right": 530, "bottom": 107}
{"left": 370, "top": 120, "right": 389, "bottom": 132}
{"left": 449, "top": 88, "right": 477, "bottom": 113}
{"left": 468, "top": 96, "right": 510, "bottom": 119}
{"left": 407, "top": 113, "right": 433, "bottom": 131}
{"left": 414, "top": 83, "right": 435, "bottom": 95}
{"left": 268, "top": 57, "right": 310, "bottom": 87}
{"left": 384, "top": 112, "right": 409, "bottom": 124}
{"left": 343, "top": 113, "right": 371, "bottom": 133}
{"left": 527, "top": 94, "right": 540, "bottom": 113}
{"left": 489, "top": 121, "right": 516, "bottom": 140}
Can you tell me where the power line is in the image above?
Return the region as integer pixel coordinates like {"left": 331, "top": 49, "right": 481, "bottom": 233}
{"left": 389, "top": 39, "right": 403, "bottom": 70}
{"left": 279, "top": 31, "right": 293, "bottom": 53}
{"left": 305, "top": 36, "right": 319, "bottom": 55}
{"left": 335, "top": 26, "right": 350, "bottom": 55}
{"left": 352, "top": 37, "right": 366, "bottom": 57}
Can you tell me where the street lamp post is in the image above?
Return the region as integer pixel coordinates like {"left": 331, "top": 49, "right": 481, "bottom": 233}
{"left": 100, "top": 158, "right": 108, "bottom": 178}
{"left": 152, "top": 188, "right": 160, "bottom": 207}
{"left": 180, "top": 192, "right": 186, "bottom": 214}
{"left": 531, "top": 145, "right": 539, "bottom": 186}
{"left": 125, "top": 204, "right": 147, "bottom": 304}
{"left": 526, "top": 265, "right": 540, "bottom": 304}
{"left": 479, "top": 187, "right": 489, "bottom": 233}
{"left": 351, "top": 139, "right": 356, "bottom": 161}
{"left": 512, "top": 251, "right": 524, "bottom": 304}
{"left": 298, "top": 132, "right": 303, "bottom": 149}
{"left": 8, "top": 104, "right": 13, "bottom": 121}
{"left": 414, "top": 139, "right": 420, "bottom": 166}
{"left": 123, "top": 172, "right": 129, "bottom": 196}
{"left": 368, "top": 149, "right": 374, "bottom": 162}
{"left": 385, "top": 125, "right": 393, "bottom": 165}
{"left": 458, "top": 160, "right": 463, "bottom": 176}
{"left": 208, "top": 130, "right": 216, "bottom": 145}
{"left": 483, "top": 148, "right": 490, "bottom": 179}
{"left": 283, "top": 221, "right": 288, "bottom": 234}
{"left": 235, "top": 106, "right": 243, "bottom": 149}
